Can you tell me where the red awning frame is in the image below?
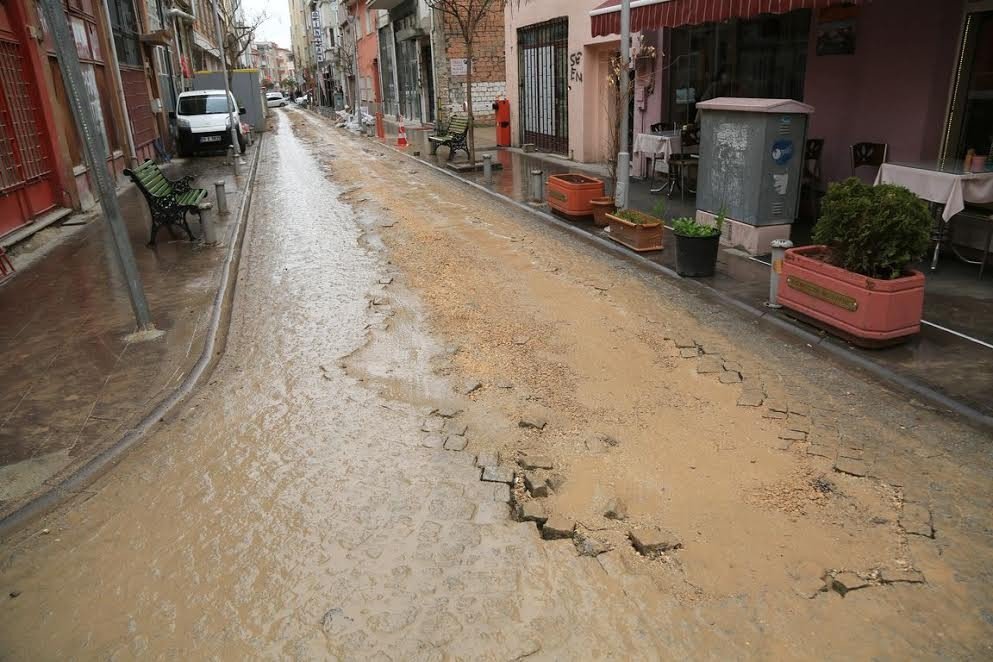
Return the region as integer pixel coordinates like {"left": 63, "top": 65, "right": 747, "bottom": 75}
{"left": 590, "top": 0, "right": 864, "bottom": 37}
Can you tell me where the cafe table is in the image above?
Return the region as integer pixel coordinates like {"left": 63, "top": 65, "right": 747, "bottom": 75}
{"left": 634, "top": 131, "right": 680, "bottom": 184}
{"left": 634, "top": 130, "right": 694, "bottom": 195}
{"left": 874, "top": 162, "right": 993, "bottom": 270}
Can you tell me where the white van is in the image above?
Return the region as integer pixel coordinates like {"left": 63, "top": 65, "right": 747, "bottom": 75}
{"left": 171, "top": 90, "right": 248, "bottom": 157}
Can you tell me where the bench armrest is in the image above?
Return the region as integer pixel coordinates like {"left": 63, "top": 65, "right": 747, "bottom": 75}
{"left": 171, "top": 174, "right": 195, "bottom": 193}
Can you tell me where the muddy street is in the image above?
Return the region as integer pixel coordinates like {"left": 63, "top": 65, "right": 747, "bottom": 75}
{"left": 1, "top": 109, "right": 991, "bottom": 660}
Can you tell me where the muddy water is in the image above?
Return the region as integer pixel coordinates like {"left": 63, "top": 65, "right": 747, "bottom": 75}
{"left": 0, "top": 112, "right": 688, "bottom": 660}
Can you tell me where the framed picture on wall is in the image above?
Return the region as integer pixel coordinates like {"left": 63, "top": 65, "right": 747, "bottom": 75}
{"left": 816, "top": 6, "right": 859, "bottom": 56}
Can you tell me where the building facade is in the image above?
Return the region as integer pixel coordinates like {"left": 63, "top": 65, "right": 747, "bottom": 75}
{"left": 432, "top": 0, "right": 507, "bottom": 126}
{"left": 1, "top": 0, "right": 172, "bottom": 239}
{"left": 253, "top": 41, "right": 296, "bottom": 88}
{"left": 1, "top": 0, "right": 257, "bottom": 244}
{"left": 505, "top": 0, "right": 993, "bottom": 190}
{"left": 288, "top": 0, "right": 314, "bottom": 88}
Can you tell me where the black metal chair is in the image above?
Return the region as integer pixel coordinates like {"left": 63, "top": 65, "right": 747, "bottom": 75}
{"left": 647, "top": 122, "right": 678, "bottom": 190}
{"left": 803, "top": 138, "right": 824, "bottom": 219}
{"left": 948, "top": 206, "right": 993, "bottom": 279}
{"left": 667, "top": 125, "right": 701, "bottom": 200}
{"left": 851, "top": 142, "right": 888, "bottom": 176}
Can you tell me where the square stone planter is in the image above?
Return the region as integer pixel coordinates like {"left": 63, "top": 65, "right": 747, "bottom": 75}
{"left": 546, "top": 173, "right": 604, "bottom": 219}
{"left": 605, "top": 210, "right": 664, "bottom": 252}
{"left": 778, "top": 245, "right": 925, "bottom": 346}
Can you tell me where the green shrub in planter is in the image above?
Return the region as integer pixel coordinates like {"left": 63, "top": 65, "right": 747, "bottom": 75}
{"left": 812, "top": 178, "right": 931, "bottom": 280}
{"left": 672, "top": 215, "right": 723, "bottom": 277}
{"left": 672, "top": 216, "right": 721, "bottom": 237}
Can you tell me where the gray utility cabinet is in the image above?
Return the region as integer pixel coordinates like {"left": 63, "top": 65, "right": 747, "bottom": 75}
{"left": 696, "top": 98, "right": 814, "bottom": 227}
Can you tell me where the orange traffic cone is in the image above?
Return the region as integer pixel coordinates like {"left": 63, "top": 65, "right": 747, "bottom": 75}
{"left": 396, "top": 115, "right": 409, "bottom": 148}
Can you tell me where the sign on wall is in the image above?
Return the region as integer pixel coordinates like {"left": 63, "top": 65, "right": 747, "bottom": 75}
{"left": 450, "top": 58, "right": 468, "bottom": 77}
{"left": 815, "top": 6, "right": 858, "bottom": 56}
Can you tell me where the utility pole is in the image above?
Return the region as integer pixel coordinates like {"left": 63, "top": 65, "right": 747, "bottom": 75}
{"left": 38, "top": 0, "right": 153, "bottom": 330}
{"left": 212, "top": 0, "right": 242, "bottom": 155}
{"left": 615, "top": 0, "right": 631, "bottom": 209}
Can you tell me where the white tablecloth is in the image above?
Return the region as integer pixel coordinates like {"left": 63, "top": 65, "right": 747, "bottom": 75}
{"left": 875, "top": 164, "right": 993, "bottom": 220}
{"left": 633, "top": 132, "right": 681, "bottom": 176}
{"left": 634, "top": 132, "right": 681, "bottom": 158}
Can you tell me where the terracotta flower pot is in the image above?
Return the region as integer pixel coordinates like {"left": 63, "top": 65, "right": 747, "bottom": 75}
{"left": 605, "top": 210, "right": 664, "bottom": 252}
{"left": 777, "top": 245, "right": 925, "bottom": 346}
{"left": 590, "top": 197, "right": 616, "bottom": 227}
{"left": 546, "top": 173, "right": 605, "bottom": 219}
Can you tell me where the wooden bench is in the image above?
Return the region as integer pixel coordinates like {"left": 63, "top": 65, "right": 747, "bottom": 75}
{"left": 123, "top": 160, "right": 208, "bottom": 246}
{"left": 428, "top": 114, "right": 470, "bottom": 161}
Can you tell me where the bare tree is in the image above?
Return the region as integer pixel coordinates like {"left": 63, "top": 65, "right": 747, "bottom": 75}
{"left": 424, "top": 0, "right": 503, "bottom": 164}
{"left": 218, "top": 0, "right": 268, "bottom": 86}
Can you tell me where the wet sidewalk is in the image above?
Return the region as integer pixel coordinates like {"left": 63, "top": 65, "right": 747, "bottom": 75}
{"left": 0, "top": 144, "right": 260, "bottom": 519}
{"left": 366, "top": 121, "right": 993, "bottom": 425}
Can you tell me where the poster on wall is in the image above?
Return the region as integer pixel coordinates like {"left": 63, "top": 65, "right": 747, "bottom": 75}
{"left": 816, "top": 6, "right": 858, "bottom": 56}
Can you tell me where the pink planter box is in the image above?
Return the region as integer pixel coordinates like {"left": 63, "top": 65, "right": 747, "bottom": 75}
{"left": 778, "top": 245, "right": 925, "bottom": 345}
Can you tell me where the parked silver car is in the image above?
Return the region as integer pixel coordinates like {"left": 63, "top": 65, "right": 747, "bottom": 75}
{"left": 266, "top": 92, "right": 288, "bottom": 108}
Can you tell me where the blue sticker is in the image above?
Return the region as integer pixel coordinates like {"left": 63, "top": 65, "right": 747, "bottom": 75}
{"left": 771, "top": 139, "right": 794, "bottom": 166}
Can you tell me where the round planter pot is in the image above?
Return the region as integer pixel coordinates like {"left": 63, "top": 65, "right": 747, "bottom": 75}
{"left": 590, "top": 197, "right": 616, "bottom": 227}
{"left": 674, "top": 233, "right": 720, "bottom": 277}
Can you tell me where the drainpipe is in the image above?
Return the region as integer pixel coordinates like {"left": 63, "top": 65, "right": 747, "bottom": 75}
{"left": 100, "top": 0, "right": 138, "bottom": 167}
{"left": 168, "top": 6, "right": 196, "bottom": 95}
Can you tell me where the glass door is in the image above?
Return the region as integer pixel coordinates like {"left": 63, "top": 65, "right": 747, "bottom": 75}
{"left": 942, "top": 6, "right": 993, "bottom": 167}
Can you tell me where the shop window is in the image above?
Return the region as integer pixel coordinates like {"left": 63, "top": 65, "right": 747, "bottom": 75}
{"left": 667, "top": 10, "right": 811, "bottom": 126}
{"left": 947, "top": 10, "right": 993, "bottom": 162}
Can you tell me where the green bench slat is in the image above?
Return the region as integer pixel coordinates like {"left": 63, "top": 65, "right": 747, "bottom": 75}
{"left": 177, "top": 190, "right": 207, "bottom": 205}
{"left": 147, "top": 180, "right": 172, "bottom": 197}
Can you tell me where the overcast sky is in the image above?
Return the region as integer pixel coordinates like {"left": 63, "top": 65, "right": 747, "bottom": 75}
{"left": 244, "top": 0, "right": 292, "bottom": 49}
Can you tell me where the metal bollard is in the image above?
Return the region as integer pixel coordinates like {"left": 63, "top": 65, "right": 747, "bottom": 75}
{"left": 482, "top": 154, "right": 492, "bottom": 184}
{"left": 228, "top": 146, "right": 240, "bottom": 177}
{"left": 215, "top": 180, "right": 229, "bottom": 216}
{"left": 530, "top": 169, "right": 544, "bottom": 202}
{"left": 767, "top": 239, "right": 793, "bottom": 308}
{"left": 201, "top": 204, "right": 218, "bottom": 245}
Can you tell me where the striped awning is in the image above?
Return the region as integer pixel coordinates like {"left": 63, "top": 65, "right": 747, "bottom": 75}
{"left": 591, "top": 0, "right": 863, "bottom": 37}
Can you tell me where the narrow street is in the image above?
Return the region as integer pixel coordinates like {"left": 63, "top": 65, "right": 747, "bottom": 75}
{"left": 1, "top": 109, "right": 991, "bottom": 659}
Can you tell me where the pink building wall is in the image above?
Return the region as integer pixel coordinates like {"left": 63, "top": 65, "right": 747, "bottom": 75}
{"left": 508, "top": 0, "right": 965, "bottom": 180}
{"left": 505, "top": 0, "right": 616, "bottom": 162}
{"left": 804, "top": 0, "right": 962, "bottom": 185}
